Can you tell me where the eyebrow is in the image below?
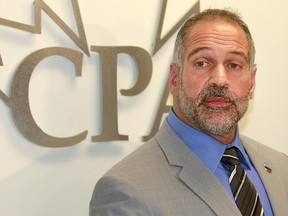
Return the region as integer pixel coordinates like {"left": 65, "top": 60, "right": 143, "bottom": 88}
{"left": 187, "top": 47, "right": 248, "bottom": 62}
{"left": 187, "top": 47, "right": 211, "bottom": 60}
{"left": 229, "top": 51, "right": 249, "bottom": 62}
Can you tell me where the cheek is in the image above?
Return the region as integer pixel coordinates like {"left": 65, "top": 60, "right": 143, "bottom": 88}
{"left": 182, "top": 76, "right": 205, "bottom": 98}
{"left": 231, "top": 79, "right": 251, "bottom": 98}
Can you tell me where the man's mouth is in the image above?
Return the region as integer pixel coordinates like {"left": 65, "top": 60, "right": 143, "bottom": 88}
{"left": 202, "top": 97, "right": 232, "bottom": 108}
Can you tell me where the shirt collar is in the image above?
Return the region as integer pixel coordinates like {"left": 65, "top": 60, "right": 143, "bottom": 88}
{"left": 167, "top": 109, "right": 245, "bottom": 173}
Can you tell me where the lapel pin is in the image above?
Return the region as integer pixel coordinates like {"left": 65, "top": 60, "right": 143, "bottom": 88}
{"left": 264, "top": 162, "right": 272, "bottom": 173}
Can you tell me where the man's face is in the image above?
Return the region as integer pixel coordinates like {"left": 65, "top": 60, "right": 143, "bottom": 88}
{"left": 170, "top": 20, "right": 256, "bottom": 137}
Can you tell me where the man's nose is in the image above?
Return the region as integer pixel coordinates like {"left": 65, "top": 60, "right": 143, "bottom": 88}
{"left": 208, "top": 64, "right": 229, "bottom": 87}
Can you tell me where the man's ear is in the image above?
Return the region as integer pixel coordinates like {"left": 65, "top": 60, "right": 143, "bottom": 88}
{"left": 170, "top": 63, "right": 180, "bottom": 96}
{"left": 248, "top": 66, "right": 257, "bottom": 99}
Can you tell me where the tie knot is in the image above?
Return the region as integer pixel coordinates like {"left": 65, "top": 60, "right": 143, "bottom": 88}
{"left": 221, "top": 147, "right": 240, "bottom": 167}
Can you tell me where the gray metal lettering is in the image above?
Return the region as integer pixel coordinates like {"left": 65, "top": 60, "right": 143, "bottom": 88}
{"left": 90, "top": 46, "right": 152, "bottom": 142}
{"left": 152, "top": 0, "right": 200, "bottom": 55}
{"left": 9, "top": 47, "right": 88, "bottom": 147}
{"left": 0, "top": 0, "right": 89, "bottom": 56}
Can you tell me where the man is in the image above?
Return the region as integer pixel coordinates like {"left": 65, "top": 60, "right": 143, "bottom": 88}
{"left": 90, "top": 9, "right": 288, "bottom": 216}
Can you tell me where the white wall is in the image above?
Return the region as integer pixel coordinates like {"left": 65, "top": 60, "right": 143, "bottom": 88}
{"left": 0, "top": 0, "right": 287, "bottom": 215}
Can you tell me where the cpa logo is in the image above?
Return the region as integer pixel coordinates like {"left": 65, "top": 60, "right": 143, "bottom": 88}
{"left": 0, "top": 0, "right": 200, "bottom": 147}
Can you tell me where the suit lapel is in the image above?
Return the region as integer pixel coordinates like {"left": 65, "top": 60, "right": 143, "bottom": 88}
{"left": 178, "top": 152, "right": 242, "bottom": 216}
{"left": 241, "top": 135, "right": 288, "bottom": 216}
{"left": 156, "top": 121, "right": 241, "bottom": 216}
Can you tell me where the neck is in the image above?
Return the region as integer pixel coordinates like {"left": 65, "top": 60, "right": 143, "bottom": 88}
{"left": 175, "top": 112, "right": 236, "bottom": 145}
{"left": 185, "top": 119, "right": 236, "bottom": 144}
{"left": 206, "top": 130, "right": 236, "bottom": 145}
{"left": 172, "top": 105, "right": 237, "bottom": 144}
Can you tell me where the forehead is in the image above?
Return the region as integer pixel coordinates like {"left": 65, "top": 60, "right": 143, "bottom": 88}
{"left": 184, "top": 20, "right": 249, "bottom": 57}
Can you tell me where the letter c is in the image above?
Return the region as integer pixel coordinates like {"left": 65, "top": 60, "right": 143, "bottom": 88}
{"left": 10, "top": 47, "right": 88, "bottom": 147}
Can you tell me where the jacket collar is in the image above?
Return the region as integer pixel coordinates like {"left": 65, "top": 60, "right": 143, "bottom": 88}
{"left": 155, "top": 120, "right": 242, "bottom": 216}
{"left": 241, "top": 135, "right": 288, "bottom": 216}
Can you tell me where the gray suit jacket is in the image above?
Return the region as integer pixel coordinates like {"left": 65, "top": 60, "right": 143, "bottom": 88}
{"left": 90, "top": 120, "right": 288, "bottom": 215}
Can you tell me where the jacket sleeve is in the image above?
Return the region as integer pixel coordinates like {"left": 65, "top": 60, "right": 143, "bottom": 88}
{"left": 89, "top": 176, "right": 155, "bottom": 216}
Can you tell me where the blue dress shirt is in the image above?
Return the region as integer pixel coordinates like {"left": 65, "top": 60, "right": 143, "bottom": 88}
{"left": 167, "top": 109, "right": 274, "bottom": 216}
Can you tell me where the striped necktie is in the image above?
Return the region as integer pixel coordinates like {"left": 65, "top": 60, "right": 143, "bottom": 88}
{"left": 221, "top": 147, "right": 264, "bottom": 216}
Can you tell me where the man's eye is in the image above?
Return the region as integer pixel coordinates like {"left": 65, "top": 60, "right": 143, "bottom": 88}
{"left": 229, "top": 63, "right": 239, "bottom": 69}
{"left": 195, "top": 61, "right": 208, "bottom": 67}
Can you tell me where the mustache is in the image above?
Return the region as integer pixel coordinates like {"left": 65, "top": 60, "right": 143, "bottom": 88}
{"left": 198, "top": 85, "right": 237, "bottom": 104}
